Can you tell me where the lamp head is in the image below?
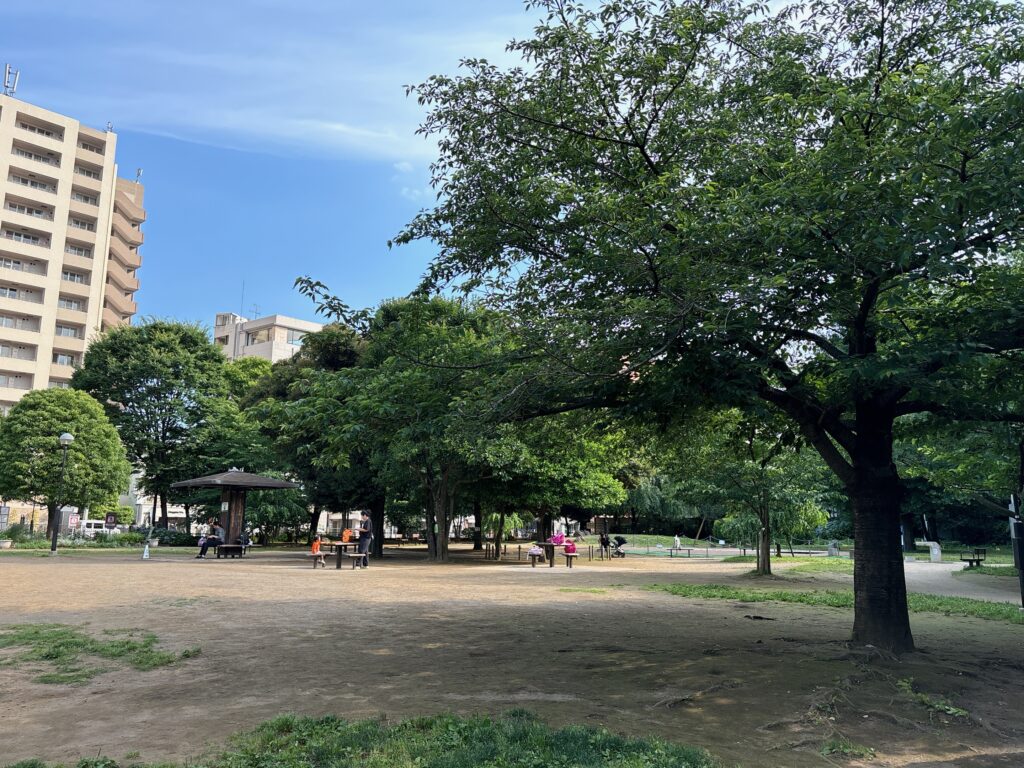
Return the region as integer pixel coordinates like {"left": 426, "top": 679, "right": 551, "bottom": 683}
{"left": 59, "top": 433, "right": 74, "bottom": 447}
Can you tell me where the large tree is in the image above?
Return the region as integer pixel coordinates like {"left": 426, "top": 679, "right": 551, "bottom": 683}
{"left": 0, "top": 389, "right": 131, "bottom": 536}
{"left": 72, "top": 321, "right": 228, "bottom": 528}
{"left": 397, "top": 0, "right": 1024, "bottom": 651}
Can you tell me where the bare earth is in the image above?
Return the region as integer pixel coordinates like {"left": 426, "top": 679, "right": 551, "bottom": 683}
{"left": 0, "top": 547, "right": 1021, "bottom": 768}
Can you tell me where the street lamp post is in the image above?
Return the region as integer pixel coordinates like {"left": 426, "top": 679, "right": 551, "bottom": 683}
{"left": 48, "top": 433, "right": 75, "bottom": 555}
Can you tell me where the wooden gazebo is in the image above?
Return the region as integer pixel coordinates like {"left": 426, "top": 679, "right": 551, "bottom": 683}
{"left": 170, "top": 469, "right": 298, "bottom": 544}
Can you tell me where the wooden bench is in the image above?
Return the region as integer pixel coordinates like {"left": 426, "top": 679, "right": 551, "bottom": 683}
{"left": 215, "top": 544, "right": 246, "bottom": 559}
{"left": 960, "top": 548, "right": 987, "bottom": 568}
{"left": 669, "top": 548, "right": 693, "bottom": 558}
{"left": 347, "top": 552, "right": 368, "bottom": 569}
{"left": 306, "top": 551, "right": 328, "bottom": 568}
{"left": 563, "top": 552, "right": 579, "bottom": 568}
{"left": 529, "top": 553, "right": 544, "bottom": 567}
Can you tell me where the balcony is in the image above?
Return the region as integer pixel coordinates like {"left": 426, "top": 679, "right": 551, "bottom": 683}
{"left": 50, "top": 362, "right": 77, "bottom": 380}
{"left": 68, "top": 198, "right": 98, "bottom": 219}
{"left": 104, "top": 288, "right": 137, "bottom": 316}
{"left": 101, "top": 306, "right": 122, "bottom": 329}
{"left": 8, "top": 170, "right": 58, "bottom": 195}
{"left": 109, "top": 237, "right": 142, "bottom": 268}
{"left": 0, "top": 369, "right": 34, "bottom": 391}
{"left": 1, "top": 227, "right": 51, "bottom": 250}
{"left": 0, "top": 283, "right": 43, "bottom": 305}
{"left": 76, "top": 144, "right": 107, "bottom": 165}
{"left": 61, "top": 255, "right": 93, "bottom": 275}
{"left": 59, "top": 279, "right": 92, "bottom": 298}
{"left": 114, "top": 188, "right": 146, "bottom": 223}
{"left": 71, "top": 169, "right": 102, "bottom": 193}
{"left": 56, "top": 305, "right": 87, "bottom": 323}
{"left": 4, "top": 200, "right": 55, "bottom": 224}
{"left": 11, "top": 142, "right": 62, "bottom": 170}
{"left": 106, "top": 261, "right": 140, "bottom": 292}
{"left": 52, "top": 335, "right": 86, "bottom": 354}
{"left": 112, "top": 213, "right": 143, "bottom": 246}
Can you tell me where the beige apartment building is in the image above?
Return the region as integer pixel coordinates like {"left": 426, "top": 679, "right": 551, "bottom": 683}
{"left": 214, "top": 312, "right": 322, "bottom": 363}
{"left": 0, "top": 94, "right": 143, "bottom": 415}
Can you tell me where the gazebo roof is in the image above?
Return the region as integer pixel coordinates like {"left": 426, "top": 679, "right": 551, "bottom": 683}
{"left": 170, "top": 469, "right": 299, "bottom": 491}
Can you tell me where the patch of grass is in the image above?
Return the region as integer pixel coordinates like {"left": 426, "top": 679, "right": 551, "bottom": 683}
{"left": 897, "top": 678, "right": 969, "bottom": 718}
{"left": 648, "top": 584, "right": 1024, "bottom": 624}
{"left": 7, "top": 711, "right": 719, "bottom": 767}
{"left": 958, "top": 565, "right": 1020, "bottom": 578}
{"left": 558, "top": 587, "right": 608, "bottom": 594}
{"left": 0, "top": 624, "right": 197, "bottom": 684}
{"left": 820, "top": 737, "right": 875, "bottom": 758}
{"left": 721, "top": 555, "right": 758, "bottom": 563}
{"left": 788, "top": 557, "right": 854, "bottom": 575}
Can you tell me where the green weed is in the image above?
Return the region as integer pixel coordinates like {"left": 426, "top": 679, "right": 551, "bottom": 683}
{"left": 6, "top": 711, "right": 718, "bottom": 767}
{"left": 648, "top": 584, "right": 1024, "bottom": 624}
{"left": 820, "top": 737, "right": 875, "bottom": 758}
{"left": 896, "top": 678, "right": 970, "bottom": 718}
{"left": 0, "top": 624, "right": 197, "bottom": 685}
{"left": 558, "top": 587, "right": 608, "bottom": 594}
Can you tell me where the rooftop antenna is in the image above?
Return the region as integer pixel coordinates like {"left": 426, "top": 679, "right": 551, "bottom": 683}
{"left": 3, "top": 65, "right": 20, "bottom": 97}
{"left": 249, "top": 303, "right": 262, "bottom": 318}
{"left": 106, "top": 121, "right": 113, "bottom": 132}
{"left": 135, "top": 168, "right": 143, "bottom": 184}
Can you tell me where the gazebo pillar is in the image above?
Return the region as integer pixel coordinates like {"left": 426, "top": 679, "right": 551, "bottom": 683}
{"left": 219, "top": 489, "right": 247, "bottom": 544}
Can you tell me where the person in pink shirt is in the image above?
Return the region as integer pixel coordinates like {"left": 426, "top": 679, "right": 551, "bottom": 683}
{"left": 563, "top": 538, "right": 577, "bottom": 554}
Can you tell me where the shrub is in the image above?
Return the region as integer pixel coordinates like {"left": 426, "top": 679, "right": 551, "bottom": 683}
{"left": 3, "top": 522, "right": 32, "bottom": 542}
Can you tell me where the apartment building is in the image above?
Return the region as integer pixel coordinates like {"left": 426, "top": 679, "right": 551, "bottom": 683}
{"left": 0, "top": 94, "right": 143, "bottom": 415}
{"left": 214, "top": 312, "right": 322, "bottom": 363}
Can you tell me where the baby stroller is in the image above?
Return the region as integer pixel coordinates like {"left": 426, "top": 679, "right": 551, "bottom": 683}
{"left": 611, "top": 535, "right": 628, "bottom": 558}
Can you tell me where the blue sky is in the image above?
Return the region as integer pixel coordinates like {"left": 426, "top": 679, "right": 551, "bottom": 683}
{"left": 4, "top": 1, "right": 539, "bottom": 325}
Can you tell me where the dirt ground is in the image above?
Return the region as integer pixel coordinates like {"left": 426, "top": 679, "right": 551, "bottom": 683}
{"left": 1, "top": 547, "right": 1022, "bottom": 767}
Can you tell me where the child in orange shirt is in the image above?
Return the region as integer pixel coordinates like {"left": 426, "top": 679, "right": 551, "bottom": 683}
{"left": 311, "top": 535, "right": 321, "bottom": 554}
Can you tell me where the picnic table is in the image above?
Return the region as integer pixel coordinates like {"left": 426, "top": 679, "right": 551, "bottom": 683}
{"left": 322, "top": 540, "right": 361, "bottom": 569}
{"left": 537, "top": 542, "right": 580, "bottom": 568}
{"left": 960, "top": 547, "right": 987, "bottom": 568}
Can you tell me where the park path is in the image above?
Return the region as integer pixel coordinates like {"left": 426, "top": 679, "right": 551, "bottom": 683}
{"left": 902, "top": 561, "right": 1021, "bottom": 604}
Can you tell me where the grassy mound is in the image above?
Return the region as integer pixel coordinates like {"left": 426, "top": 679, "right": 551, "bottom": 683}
{"left": 4, "top": 711, "right": 717, "bottom": 768}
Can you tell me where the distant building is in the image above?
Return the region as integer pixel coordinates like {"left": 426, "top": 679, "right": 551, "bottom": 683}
{"left": 213, "top": 312, "right": 322, "bottom": 363}
{"left": 0, "top": 93, "right": 144, "bottom": 415}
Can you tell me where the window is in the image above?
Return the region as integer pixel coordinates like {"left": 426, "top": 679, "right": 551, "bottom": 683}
{"left": 65, "top": 243, "right": 92, "bottom": 258}
{"left": 0, "top": 286, "right": 17, "bottom": 299}
{"left": 0, "top": 344, "right": 34, "bottom": 360}
{"left": 69, "top": 218, "right": 95, "bottom": 232}
{"left": 3, "top": 230, "right": 44, "bottom": 246}
{"left": 0, "top": 372, "right": 31, "bottom": 389}
{"left": 6, "top": 201, "right": 52, "bottom": 219}
{"left": 286, "top": 329, "right": 306, "bottom": 345}
{"left": 71, "top": 191, "right": 98, "bottom": 206}
{"left": 215, "top": 335, "right": 229, "bottom": 346}
{"left": 245, "top": 329, "right": 271, "bottom": 345}
{"left": 12, "top": 146, "right": 58, "bottom": 166}
{"left": 78, "top": 141, "right": 104, "bottom": 155}
{"left": 0, "top": 257, "right": 23, "bottom": 271}
{"left": 17, "top": 121, "right": 62, "bottom": 140}
{"left": 55, "top": 324, "right": 81, "bottom": 338}
{"left": 58, "top": 297, "right": 84, "bottom": 312}
{"left": 0, "top": 314, "right": 39, "bottom": 331}
{"left": 48, "top": 379, "right": 71, "bottom": 389}
{"left": 62, "top": 270, "right": 87, "bottom": 284}
{"left": 52, "top": 352, "right": 77, "bottom": 367}
{"left": 8, "top": 174, "right": 56, "bottom": 193}
{"left": 74, "top": 165, "right": 101, "bottom": 180}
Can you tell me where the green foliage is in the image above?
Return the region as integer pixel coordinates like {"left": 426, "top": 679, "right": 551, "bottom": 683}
{"left": 960, "top": 565, "right": 1019, "bottom": 577}
{"left": 897, "top": 678, "right": 970, "bottom": 718}
{"left": 223, "top": 357, "right": 272, "bottom": 402}
{"left": 394, "top": 0, "right": 1024, "bottom": 648}
{"left": 649, "top": 584, "right": 1024, "bottom": 624}
{"left": 787, "top": 557, "right": 855, "bottom": 575}
{"left": 0, "top": 389, "right": 130, "bottom": 514}
{"left": 0, "top": 624, "right": 195, "bottom": 685}
{"left": 2, "top": 523, "right": 32, "bottom": 542}
{"left": 72, "top": 321, "right": 228, "bottom": 522}
{"left": 820, "top": 738, "right": 875, "bottom": 758}
{"left": 8, "top": 711, "right": 716, "bottom": 768}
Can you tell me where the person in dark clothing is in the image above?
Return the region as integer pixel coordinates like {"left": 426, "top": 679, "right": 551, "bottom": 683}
{"left": 598, "top": 532, "right": 611, "bottom": 558}
{"left": 197, "top": 518, "right": 225, "bottom": 559}
{"left": 357, "top": 511, "right": 373, "bottom": 568}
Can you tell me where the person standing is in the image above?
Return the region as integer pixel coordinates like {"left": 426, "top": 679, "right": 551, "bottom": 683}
{"left": 599, "top": 532, "right": 611, "bottom": 559}
{"left": 357, "top": 511, "right": 373, "bottom": 568}
{"left": 674, "top": 533, "right": 682, "bottom": 550}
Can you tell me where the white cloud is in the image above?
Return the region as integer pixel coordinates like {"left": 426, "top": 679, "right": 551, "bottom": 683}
{"left": 10, "top": 1, "right": 538, "bottom": 161}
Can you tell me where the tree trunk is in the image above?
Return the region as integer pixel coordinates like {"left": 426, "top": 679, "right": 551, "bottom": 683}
{"left": 426, "top": 475, "right": 450, "bottom": 562}
{"left": 472, "top": 496, "right": 483, "bottom": 551}
{"left": 900, "top": 512, "right": 917, "bottom": 552}
{"left": 774, "top": 540, "right": 781, "bottom": 558}
{"left": 850, "top": 410, "right": 915, "bottom": 653}
{"left": 45, "top": 502, "right": 58, "bottom": 538}
{"left": 370, "top": 495, "right": 385, "bottom": 559}
{"left": 756, "top": 522, "right": 772, "bottom": 576}
{"left": 493, "top": 507, "right": 507, "bottom": 561}
{"left": 159, "top": 493, "right": 169, "bottom": 530}
{"left": 183, "top": 503, "right": 192, "bottom": 533}
{"left": 307, "top": 504, "right": 322, "bottom": 544}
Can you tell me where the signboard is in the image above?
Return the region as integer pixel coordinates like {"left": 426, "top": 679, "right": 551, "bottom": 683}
{"left": 67, "top": 513, "right": 80, "bottom": 529}
{"left": 0, "top": 505, "right": 9, "bottom": 530}
{"left": 105, "top": 512, "right": 118, "bottom": 529}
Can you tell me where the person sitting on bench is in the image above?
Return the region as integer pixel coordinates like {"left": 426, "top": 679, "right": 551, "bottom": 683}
{"left": 196, "top": 519, "right": 225, "bottom": 559}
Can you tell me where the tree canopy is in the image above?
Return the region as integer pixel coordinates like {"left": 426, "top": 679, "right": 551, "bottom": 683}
{"left": 396, "top": 0, "right": 1024, "bottom": 651}
{"left": 0, "top": 389, "right": 130, "bottom": 536}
